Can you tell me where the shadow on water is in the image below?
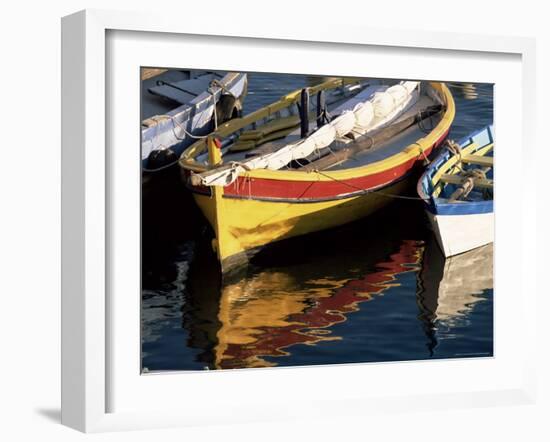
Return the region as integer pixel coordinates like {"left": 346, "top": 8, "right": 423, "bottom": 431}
{"left": 182, "top": 236, "right": 223, "bottom": 367}
{"left": 142, "top": 166, "right": 205, "bottom": 289}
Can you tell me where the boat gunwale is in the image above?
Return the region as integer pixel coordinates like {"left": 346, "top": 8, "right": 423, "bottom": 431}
{"left": 417, "top": 124, "right": 494, "bottom": 215}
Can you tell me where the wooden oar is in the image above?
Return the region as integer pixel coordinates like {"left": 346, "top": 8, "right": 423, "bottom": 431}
{"left": 299, "top": 104, "right": 443, "bottom": 172}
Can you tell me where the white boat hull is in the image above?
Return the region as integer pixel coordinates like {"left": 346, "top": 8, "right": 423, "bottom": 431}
{"left": 427, "top": 211, "right": 494, "bottom": 258}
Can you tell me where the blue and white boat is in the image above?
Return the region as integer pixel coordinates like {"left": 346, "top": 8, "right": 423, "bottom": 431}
{"left": 141, "top": 71, "right": 248, "bottom": 173}
{"left": 417, "top": 125, "right": 494, "bottom": 257}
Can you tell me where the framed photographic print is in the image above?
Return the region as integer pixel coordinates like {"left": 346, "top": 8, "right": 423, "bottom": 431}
{"left": 142, "top": 70, "right": 492, "bottom": 372}
{"left": 61, "top": 9, "right": 537, "bottom": 432}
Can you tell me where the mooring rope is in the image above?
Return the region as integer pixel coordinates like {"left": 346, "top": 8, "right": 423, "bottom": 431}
{"left": 166, "top": 79, "right": 239, "bottom": 143}
{"left": 171, "top": 117, "right": 211, "bottom": 141}
{"left": 413, "top": 142, "right": 430, "bottom": 165}
{"left": 444, "top": 139, "right": 463, "bottom": 171}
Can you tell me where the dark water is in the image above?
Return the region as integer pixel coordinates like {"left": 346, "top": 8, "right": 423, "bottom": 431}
{"left": 141, "top": 74, "right": 494, "bottom": 371}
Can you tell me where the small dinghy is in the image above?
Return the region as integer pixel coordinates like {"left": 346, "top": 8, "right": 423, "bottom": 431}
{"left": 417, "top": 125, "right": 494, "bottom": 257}
{"left": 180, "top": 78, "right": 455, "bottom": 273}
{"left": 141, "top": 70, "right": 248, "bottom": 173}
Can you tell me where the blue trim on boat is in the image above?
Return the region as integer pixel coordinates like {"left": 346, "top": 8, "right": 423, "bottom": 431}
{"left": 426, "top": 198, "right": 493, "bottom": 216}
{"left": 418, "top": 125, "right": 494, "bottom": 216}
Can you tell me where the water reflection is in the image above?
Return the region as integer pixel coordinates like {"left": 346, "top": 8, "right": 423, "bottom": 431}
{"left": 142, "top": 200, "right": 493, "bottom": 371}
{"left": 141, "top": 243, "right": 193, "bottom": 357}
{"left": 416, "top": 239, "right": 493, "bottom": 355}
{"left": 181, "top": 204, "right": 429, "bottom": 369}
{"left": 213, "top": 241, "right": 422, "bottom": 369}
{"left": 448, "top": 82, "right": 479, "bottom": 100}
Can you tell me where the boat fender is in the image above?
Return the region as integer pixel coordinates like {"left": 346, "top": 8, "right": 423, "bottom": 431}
{"left": 216, "top": 94, "right": 241, "bottom": 124}
{"left": 147, "top": 147, "right": 178, "bottom": 170}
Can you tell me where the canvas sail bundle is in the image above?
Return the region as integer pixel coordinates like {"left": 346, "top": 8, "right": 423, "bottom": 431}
{"left": 195, "top": 81, "right": 420, "bottom": 187}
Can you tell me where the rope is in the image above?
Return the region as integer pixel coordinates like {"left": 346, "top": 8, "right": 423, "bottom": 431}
{"left": 445, "top": 139, "right": 492, "bottom": 200}
{"left": 445, "top": 139, "right": 462, "bottom": 158}
{"left": 209, "top": 79, "right": 236, "bottom": 99}
{"left": 312, "top": 169, "right": 428, "bottom": 201}
{"left": 444, "top": 144, "right": 491, "bottom": 201}
{"left": 167, "top": 78, "right": 238, "bottom": 142}
{"left": 171, "top": 117, "right": 212, "bottom": 141}
{"left": 212, "top": 94, "right": 218, "bottom": 131}
{"left": 228, "top": 161, "right": 251, "bottom": 171}
{"left": 445, "top": 139, "right": 464, "bottom": 173}
{"left": 457, "top": 168, "right": 487, "bottom": 200}
{"left": 413, "top": 142, "right": 430, "bottom": 165}
{"left": 464, "top": 168, "right": 487, "bottom": 180}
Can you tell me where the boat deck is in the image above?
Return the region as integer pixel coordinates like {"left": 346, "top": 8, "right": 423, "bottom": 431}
{"left": 216, "top": 90, "right": 441, "bottom": 171}
{"left": 195, "top": 81, "right": 383, "bottom": 165}
{"left": 141, "top": 69, "right": 222, "bottom": 121}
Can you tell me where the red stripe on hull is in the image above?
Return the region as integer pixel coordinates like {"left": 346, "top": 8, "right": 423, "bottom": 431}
{"left": 189, "top": 130, "right": 449, "bottom": 201}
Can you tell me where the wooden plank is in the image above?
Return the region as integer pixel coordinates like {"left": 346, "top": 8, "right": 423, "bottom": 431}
{"left": 230, "top": 126, "right": 299, "bottom": 153}
{"left": 141, "top": 68, "right": 168, "bottom": 80}
{"left": 440, "top": 174, "right": 493, "bottom": 189}
{"left": 237, "top": 115, "right": 300, "bottom": 140}
{"left": 460, "top": 154, "right": 494, "bottom": 167}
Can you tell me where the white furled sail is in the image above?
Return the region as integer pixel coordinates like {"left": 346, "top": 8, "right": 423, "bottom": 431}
{"left": 356, "top": 81, "right": 419, "bottom": 133}
{"left": 309, "top": 124, "right": 337, "bottom": 151}
{"left": 354, "top": 101, "right": 374, "bottom": 128}
{"left": 196, "top": 81, "right": 420, "bottom": 187}
{"left": 331, "top": 112, "right": 356, "bottom": 137}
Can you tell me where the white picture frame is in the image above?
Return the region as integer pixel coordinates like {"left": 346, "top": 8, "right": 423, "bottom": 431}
{"left": 61, "top": 9, "right": 537, "bottom": 433}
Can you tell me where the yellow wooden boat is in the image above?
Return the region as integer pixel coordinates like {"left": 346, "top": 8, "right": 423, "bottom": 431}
{"left": 179, "top": 78, "right": 455, "bottom": 273}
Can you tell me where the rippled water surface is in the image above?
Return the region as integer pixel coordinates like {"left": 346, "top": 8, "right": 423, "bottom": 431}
{"left": 141, "top": 73, "right": 493, "bottom": 371}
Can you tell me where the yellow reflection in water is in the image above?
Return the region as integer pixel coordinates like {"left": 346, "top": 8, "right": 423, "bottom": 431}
{"left": 213, "top": 241, "right": 423, "bottom": 369}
